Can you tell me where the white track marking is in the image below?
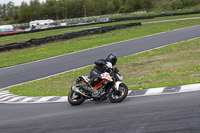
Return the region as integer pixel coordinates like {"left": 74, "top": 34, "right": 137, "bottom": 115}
{"left": 20, "top": 97, "right": 34, "bottom": 102}
{"left": 36, "top": 96, "right": 57, "bottom": 102}
{"left": 7, "top": 96, "right": 26, "bottom": 102}
{"left": 0, "top": 96, "right": 15, "bottom": 101}
{"left": 145, "top": 87, "right": 165, "bottom": 95}
{"left": 179, "top": 84, "right": 200, "bottom": 92}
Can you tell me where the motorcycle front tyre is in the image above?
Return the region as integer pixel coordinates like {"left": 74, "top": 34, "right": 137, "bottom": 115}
{"left": 108, "top": 83, "right": 128, "bottom": 103}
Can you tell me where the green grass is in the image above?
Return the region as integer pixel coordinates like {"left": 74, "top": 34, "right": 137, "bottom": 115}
{"left": 0, "top": 19, "right": 200, "bottom": 68}
{"left": 0, "top": 14, "right": 199, "bottom": 46}
{"left": 7, "top": 38, "right": 200, "bottom": 96}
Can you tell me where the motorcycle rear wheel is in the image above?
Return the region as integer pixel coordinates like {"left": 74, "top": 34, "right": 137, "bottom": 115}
{"left": 68, "top": 90, "right": 85, "bottom": 106}
{"left": 108, "top": 83, "right": 128, "bottom": 103}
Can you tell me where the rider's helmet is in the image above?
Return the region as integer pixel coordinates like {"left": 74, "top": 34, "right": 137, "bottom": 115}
{"left": 106, "top": 53, "right": 117, "bottom": 66}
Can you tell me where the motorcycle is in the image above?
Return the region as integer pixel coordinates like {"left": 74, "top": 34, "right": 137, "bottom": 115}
{"left": 68, "top": 64, "right": 128, "bottom": 106}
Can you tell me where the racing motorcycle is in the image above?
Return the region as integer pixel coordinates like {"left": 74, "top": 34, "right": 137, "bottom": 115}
{"left": 68, "top": 63, "right": 128, "bottom": 105}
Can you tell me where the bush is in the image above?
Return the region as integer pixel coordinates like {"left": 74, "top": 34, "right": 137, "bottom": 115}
{"left": 170, "top": 0, "right": 183, "bottom": 10}
{"left": 119, "top": 6, "right": 126, "bottom": 13}
{"left": 181, "top": 0, "right": 199, "bottom": 6}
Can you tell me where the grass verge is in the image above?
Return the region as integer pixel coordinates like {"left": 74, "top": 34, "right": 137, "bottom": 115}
{"left": 7, "top": 38, "right": 200, "bottom": 96}
{"left": 0, "top": 19, "right": 200, "bottom": 68}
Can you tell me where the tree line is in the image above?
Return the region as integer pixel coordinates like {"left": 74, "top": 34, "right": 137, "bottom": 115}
{"left": 0, "top": 0, "right": 199, "bottom": 24}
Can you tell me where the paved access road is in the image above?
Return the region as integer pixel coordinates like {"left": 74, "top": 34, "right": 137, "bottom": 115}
{"left": 0, "top": 25, "right": 200, "bottom": 90}
{"left": 0, "top": 91, "right": 200, "bottom": 133}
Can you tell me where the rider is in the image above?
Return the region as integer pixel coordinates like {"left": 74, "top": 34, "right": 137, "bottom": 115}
{"left": 88, "top": 53, "right": 117, "bottom": 92}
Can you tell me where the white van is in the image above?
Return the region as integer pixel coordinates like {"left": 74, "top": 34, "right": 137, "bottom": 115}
{"left": 29, "top": 19, "right": 54, "bottom": 30}
{"left": 0, "top": 25, "right": 14, "bottom": 32}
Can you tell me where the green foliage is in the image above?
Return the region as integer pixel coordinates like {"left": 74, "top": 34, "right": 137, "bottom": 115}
{"left": 112, "top": 0, "right": 122, "bottom": 11}
{"left": 125, "top": 0, "right": 136, "bottom": 12}
{"left": 3, "top": 14, "right": 9, "bottom": 21}
{"left": 6, "top": 1, "right": 14, "bottom": 17}
{"left": 170, "top": 0, "right": 183, "bottom": 10}
{"left": 19, "top": 1, "right": 31, "bottom": 22}
{"left": 119, "top": 6, "right": 128, "bottom": 13}
{"left": 181, "top": 0, "right": 198, "bottom": 6}
{"left": 144, "top": 0, "right": 152, "bottom": 10}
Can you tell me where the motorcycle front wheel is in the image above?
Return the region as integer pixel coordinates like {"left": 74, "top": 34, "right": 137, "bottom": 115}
{"left": 68, "top": 90, "right": 85, "bottom": 106}
{"left": 108, "top": 83, "right": 128, "bottom": 103}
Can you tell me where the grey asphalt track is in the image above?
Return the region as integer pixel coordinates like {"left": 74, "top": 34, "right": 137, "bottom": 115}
{"left": 0, "top": 91, "right": 200, "bottom": 133}
{"left": 0, "top": 25, "right": 200, "bottom": 90}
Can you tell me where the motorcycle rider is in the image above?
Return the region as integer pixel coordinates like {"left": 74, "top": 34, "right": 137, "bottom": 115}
{"left": 87, "top": 53, "right": 117, "bottom": 96}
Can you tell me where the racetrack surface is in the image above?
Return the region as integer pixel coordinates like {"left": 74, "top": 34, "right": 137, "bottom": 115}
{"left": 0, "top": 91, "right": 200, "bottom": 133}
{"left": 1, "top": 25, "right": 200, "bottom": 90}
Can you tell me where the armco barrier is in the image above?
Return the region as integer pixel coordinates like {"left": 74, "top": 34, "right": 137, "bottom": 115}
{"left": 0, "top": 22, "right": 141, "bottom": 52}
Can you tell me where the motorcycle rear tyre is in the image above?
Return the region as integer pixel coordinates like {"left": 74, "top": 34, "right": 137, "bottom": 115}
{"left": 68, "top": 90, "right": 85, "bottom": 106}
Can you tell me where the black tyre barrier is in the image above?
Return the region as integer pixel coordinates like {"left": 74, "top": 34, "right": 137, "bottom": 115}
{"left": 155, "top": 11, "right": 200, "bottom": 17}
{"left": 111, "top": 16, "right": 155, "bottom": 22}
{"left": 0, "top": 22, "right": 141, "bottom": 52}
{"left": 1, "top": 11, "right": 200, "bottom": 38}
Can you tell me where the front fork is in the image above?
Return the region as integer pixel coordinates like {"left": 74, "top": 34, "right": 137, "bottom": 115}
{"left": 114, "top": 81, "right": 122, "bottom": 91}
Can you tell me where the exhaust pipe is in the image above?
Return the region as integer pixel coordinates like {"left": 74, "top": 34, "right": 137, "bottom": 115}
{"left": 71, "top": 86, "right": 80, "bottom": 93}
{"left": 71, "top": 86, "right": 91, "bottom": 98}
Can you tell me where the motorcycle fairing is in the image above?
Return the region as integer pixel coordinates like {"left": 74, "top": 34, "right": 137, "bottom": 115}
{"left": 101, "top": 72, "right": 113, "bottom": 81}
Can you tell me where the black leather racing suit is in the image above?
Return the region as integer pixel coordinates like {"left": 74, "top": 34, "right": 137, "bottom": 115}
{"left": 89, "top": 58, "right": 109, "bottom": 86}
